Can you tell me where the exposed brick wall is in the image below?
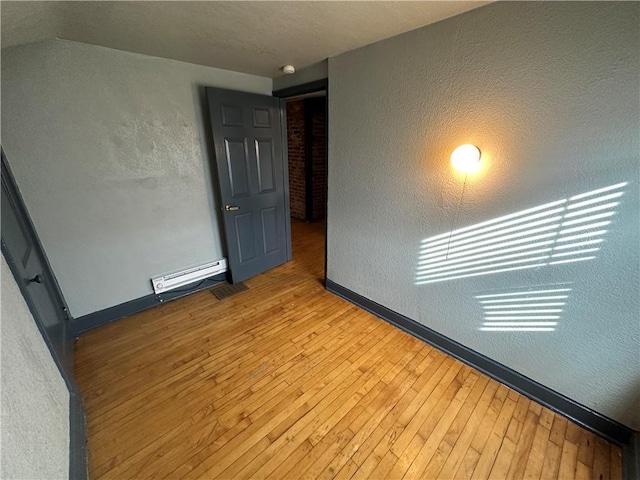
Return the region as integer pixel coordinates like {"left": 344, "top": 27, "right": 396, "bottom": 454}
{"left": 287, "top": 100, "right": 306, "bottom": 220}
{"left": 286, "top": 97, "right": 327, "bottom": 221}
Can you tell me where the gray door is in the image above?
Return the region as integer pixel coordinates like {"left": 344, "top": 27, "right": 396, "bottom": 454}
{"left": 1, "top": 151, "right": 74, "bottom": 384}
{"left": 207, "top": 87, "right": 291, "bottom": 283}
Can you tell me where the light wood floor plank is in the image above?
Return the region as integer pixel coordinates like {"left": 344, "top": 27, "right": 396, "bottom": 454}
{"left": 404, "top": 370, "right": 479, "bottom": 478}
{"left": 541, "top": 440, "right": 564, "bottom": 480}
{"left": 592, "top": 436, "right": 612, "bottom": 480}
{"left": 521, "top": 414, "right": 552, "bottom": 479}
{"left": 184, "top": 330, "right": 405, "bottom": 479}
{"left": 231, "top": 333, "right": 409, "bottom": 479}
{"left": 488, "top": 437, "right": 516, "bottom": 480}
{"left": 319, "top": 348, "right": 436, "bottom": 477}
{"left": 506, "top": 406, "right": 540, "bottom": 479}
{"left": 286, "top": 341, "right": 423, "bottom": 479}
{"left": 471, "top": 397, "right": 518, "bottom": 478}
{"left": 558, "top": 439, "right": 579, "bottom": 480}
{"left": 75, "top": 219, "right": 622, "bottom": 480}
{"left": 438, "top": 379, "right": 498, "bottom": 479}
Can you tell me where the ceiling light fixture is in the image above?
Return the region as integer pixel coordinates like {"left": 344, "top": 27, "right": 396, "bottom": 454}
{"left": 282, "top": 65, "right": 295, "bottom": 74}
{"left": 451, "top": 144, "right": 481, "bottom": 174}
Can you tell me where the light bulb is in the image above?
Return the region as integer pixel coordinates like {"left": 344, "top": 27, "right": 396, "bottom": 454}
{"left": 451, "top": 144, "right": 481, "bottom": 173}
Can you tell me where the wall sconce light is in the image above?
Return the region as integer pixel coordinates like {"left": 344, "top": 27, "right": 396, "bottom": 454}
{"left": 451, "top": 144, "right": 481, "bottom": 174}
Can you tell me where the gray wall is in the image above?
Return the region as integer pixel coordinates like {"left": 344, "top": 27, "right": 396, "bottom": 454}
{"left": 1, "top": 255, "right": 70, "bottom": 479}
{"left": 327, "top": 2, "right": 639, "bottom": 429}
{"left": 1, "top": 39, "right": 272, "bottom": 317}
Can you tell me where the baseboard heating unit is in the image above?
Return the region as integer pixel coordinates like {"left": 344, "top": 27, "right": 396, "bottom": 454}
{"left": 151, "top": 259, "right": 228, "bottom": 294}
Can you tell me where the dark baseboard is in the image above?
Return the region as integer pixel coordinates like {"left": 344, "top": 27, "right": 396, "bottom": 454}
{"left": 71, "top": 273, "right": 227, "bottom": 336}
{"left": 69, "top": 390, "right": 87, "bottom": 480}
{"left": 325, "top": 278, "right": 635, "bottom": 447}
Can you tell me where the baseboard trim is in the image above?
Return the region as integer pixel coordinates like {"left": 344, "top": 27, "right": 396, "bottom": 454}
{"left": 325, "top": 279, "right": 634, "bottom": 447}
{"left": 69, "top": 390, "right": 87, "bottom": 480}
{"left": 71, "top": 273, "right": 227, "bottom": 336}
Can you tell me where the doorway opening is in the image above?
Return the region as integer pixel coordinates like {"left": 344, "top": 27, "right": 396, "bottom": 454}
{"left": 285, "top": 92, "right": 327, "bottom": 223}
{"left": 274, "top": 80, "right": 328, "bottom": 275}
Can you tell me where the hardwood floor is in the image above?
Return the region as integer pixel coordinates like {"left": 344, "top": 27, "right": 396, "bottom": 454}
{"left": 76, "top": 219, "right": 622, "bottom": 479}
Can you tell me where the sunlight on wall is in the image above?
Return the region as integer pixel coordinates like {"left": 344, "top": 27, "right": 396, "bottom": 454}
{"left": 475, "top": 285, "right": 572, "bottom": 332}
{"left": 415, "top": 182, "right": 626, "bottom": 285}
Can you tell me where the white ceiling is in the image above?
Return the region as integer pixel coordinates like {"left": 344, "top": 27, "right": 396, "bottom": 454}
{"left": 1, "top": 1, "right": 490, "bottom": 78}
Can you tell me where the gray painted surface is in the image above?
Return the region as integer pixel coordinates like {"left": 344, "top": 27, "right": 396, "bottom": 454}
{"left": 1, "top": 39, "right": 272, "bottom": 318}
{"left": 272, "top": 60, "right": 328, "bottom": 91}
{"left": 327, "top": 1, "right": 640, "bottom": 429}
{"left": 1, "top": 2, "right": 489, "bottom": 77}
{"left": 2, "top": 152, "right": 74, "bottom": 382}
{"left": 72, "top": 273, "right": 226, "bottom": 336}
{"left": 1, "top": 254, "right": 70, "bottom": 479}
{"left": 207, "top": 88, "right": 289, "bottom": 283}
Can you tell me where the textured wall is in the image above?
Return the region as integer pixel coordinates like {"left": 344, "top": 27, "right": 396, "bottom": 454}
{"left": 1, "top": 255, "right": 70, "bottom": 479}
{"left": 327, "top": 2, "right": 639, "bottom": 429}
{"left": 310, "top": 100, "right": 327, "bottom": 220}
{"left": 1, "top": 39, "right": 272, "bottom": 317}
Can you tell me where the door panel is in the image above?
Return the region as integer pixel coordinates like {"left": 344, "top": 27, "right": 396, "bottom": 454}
{"left": 234, "top": 213, "right": 257, "bottom": 264}
{"left": 225, "top": 139, "right": 250, "bottom": 197}
{"left": 222, "top": 104, "right": 243, "bottom": 126}
{"left": 253, "top": 107, "right": 271, "bottom": 127}
{"left": 261, "top": 207, "right": 280, "bottom": 255}
{"left": 1, "top": 151, "right": 75, "bottom": 385}
{"left": 256, "top": 139, "right": 275, "bottom": 193}
{"left": 207, "top": 87, "right": 291, "bottom": 283}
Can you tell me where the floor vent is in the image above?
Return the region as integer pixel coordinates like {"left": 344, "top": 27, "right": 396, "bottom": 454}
{"left": 211, "top": 282, "right": 248, "bottom": 300}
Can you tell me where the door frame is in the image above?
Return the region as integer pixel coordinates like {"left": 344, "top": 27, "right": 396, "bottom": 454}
{"left": 273, "top": 79, "right": 329, "bottom": 280}
{"left": 1, "top": 150, "right": 75, "bottom": 386}
{"left": 280, "top": 98, "right": 293, "bottom": 263}
{"left": 1, "top": 149, "right": 88, "bottom": 480}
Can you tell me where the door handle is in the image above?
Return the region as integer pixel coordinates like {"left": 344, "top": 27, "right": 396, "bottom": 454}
{"left": 29, "top": 274, "right": 44, "bottom": 284}
{"left": 225, "top": 205, "right": 240, "bottom": 211}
